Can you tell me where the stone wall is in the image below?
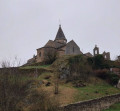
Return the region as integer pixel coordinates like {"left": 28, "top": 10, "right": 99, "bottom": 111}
{"left": 65, "top": 40, "right": 82, "bottom": 55}
{"left": 103, "top": 51, "right": 110, "bottom": 60}
{"left": 61, "top": 93, "right": 120, "bottom": 111}
{"left": 37, "top": 48, "right": 45, "bottom": 63}
{"left": 37, "top": 47, "right": 56, "bottom": 63}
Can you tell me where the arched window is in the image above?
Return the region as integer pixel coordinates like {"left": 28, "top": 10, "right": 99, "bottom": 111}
{"left": 95, "top": 50, "right": 98, "bottom": 54}
{"left": 39, "top": 52, "right": 41, "bottom": 57}
{"left": 105, "top": 55, "right": 107, "bottom": 59}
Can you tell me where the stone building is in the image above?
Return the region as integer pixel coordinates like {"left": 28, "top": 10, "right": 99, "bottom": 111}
{"left": 118, "top": 56, "right": 120, "bottom": 62}
{"left": 84, "top": 52, "right": 93, "bottom": 57}
{"left": 93, "top": 45, "right": 110, "bottom": 60}
{"left": 102, "top": 51, "right": 110, "bottom": 60}
{"left": 27, "top": 26, "right": 112, "bottom": 64}
{"left": 93, "top": 45, "right": 99, "bottom": 56}
{"left": 35, "top": 25, "right": 83, "bottom": 63}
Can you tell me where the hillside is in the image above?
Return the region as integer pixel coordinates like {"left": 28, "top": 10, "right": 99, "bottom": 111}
{"left": 1, "top": 55, "right": 119, "bottom": 110}
{"left": 21, "top": 55, "right": 120, "bottom": 106}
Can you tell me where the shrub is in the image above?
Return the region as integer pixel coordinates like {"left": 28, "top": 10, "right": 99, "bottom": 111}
{"left": 68, "top": 55, "right": 93, "bottom": 81}
{"left": 94, "top": 69, "right": 109, "bottom": 79}
{"left": 87, "top": 55, "right": 110, "bottom": 69}
{"left": 44, "top": 50, "right": 57, "bottom": 65}
{"left": 24, "top": 89, "right": 60, "bottom": 111}
{"left": 108, "top": 73, "right": 119, "bottom": 85}
{"left": 0, "top": 68, "right": 60, "bottom": 111}
{"left": 0, "top": 73, "right": 29, "bottom": 111}
{"left": 95, "top": 69, "right": 119, "bottom": 85}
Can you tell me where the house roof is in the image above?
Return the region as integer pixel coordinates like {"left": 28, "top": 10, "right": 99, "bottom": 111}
{"left": 55, "top": 25, "right": 67, "bottom": 40}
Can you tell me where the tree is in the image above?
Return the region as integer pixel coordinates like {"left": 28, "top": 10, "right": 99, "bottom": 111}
{"left": 44, "top": 49, "right": 57, "bottom": 64}
{"left": 0, "top": 64, "right": 28, "bottom": 111}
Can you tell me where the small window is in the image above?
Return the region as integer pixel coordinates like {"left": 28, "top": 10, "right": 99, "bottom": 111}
{"left": 39, "top": 52, "right": 41, "bottom": 57}
{"left": 73, "top": 47, "right": 74, "bottom": 53}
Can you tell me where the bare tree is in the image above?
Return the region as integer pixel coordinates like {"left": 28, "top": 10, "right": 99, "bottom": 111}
{"left": 54, "top": 70, "right": 60, "bottom": 95}
{"left": 0, "top": 56, "right": 22, "bottom": 68}
{"left": 0, "top": 59, "right": 28, "bottom": 111}
{"left": 0, "top": 58, "right": 61, "bottom": 111}
{"left": 44, "top": 49, "right": 57, "bottom": 64}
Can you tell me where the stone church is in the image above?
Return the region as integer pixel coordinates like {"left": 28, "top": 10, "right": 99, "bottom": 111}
{"left": 27, "top": 25, "right": 111, "bottom": 64}
{"left": 28, "top": 25, "right": 83, "bottom": 63}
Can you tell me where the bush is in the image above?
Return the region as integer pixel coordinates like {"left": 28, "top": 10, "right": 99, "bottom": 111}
{"left": 87, "top": 55, "right": 110, "bottom": 69}
{"left": 95, "top": 69, "right": 109, "bottom": 79}
{"left": 95, "top": 69, "right": 119, "bottom": 85}
{"left": 0, "top": 73, "right": 29, "bottom": 111}
{"left": 108, "top": 73, "right": 119, "bottom": 85}
{"left": 68, "top": 55, "right": 93, "bottom": 81}
{"left": 24, "top": 89, "right": 60, "bottom": 111}
{"left": 0, "top": 68, "right": 60, "bottom": 111}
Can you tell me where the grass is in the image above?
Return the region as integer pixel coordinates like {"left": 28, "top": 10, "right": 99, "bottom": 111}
{"left": 20, "top": 65, "right": 50, "bottom": 69}
{"left": 35, "top": 72, "right": 120, "bottom": 105}
{"left": 37, "top": 75, "right": 120, "bottom": 105}
{"left": 74, "top": 83, "right": 120, "bottom": 102}
{"left": 103, "top": 102, "right": 120, "bottom": 111}
{"left": 37, "top": 72, "right": 54, "bottom": 81}
{"left": 2, "top": 70, "right": 120, "bottom": 106}
{"left": 39, "top": 81, "right": 120, "bottom": 105}
{"left": 61, "top": 77, "right": 120, "bottom": 103}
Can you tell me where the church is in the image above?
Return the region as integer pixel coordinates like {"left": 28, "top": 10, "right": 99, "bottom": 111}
{"left": 36, "top": 25, "right": 83, "bottom": 63}
{"left": 27, "top": 25, "right": 111, "bottom": 64}
{"left": 28, "top": 25, "right": 83, "bottom": 64}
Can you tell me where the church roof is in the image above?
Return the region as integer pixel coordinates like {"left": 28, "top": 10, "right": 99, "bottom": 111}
{"left": 84, "top": 52, "right": 93, "bottom": 57}
{"left": 55, "top": 25, "right": 67, "bottom": 40}
{"left": 44, "top": 40, "right": 65, "bottom": 49}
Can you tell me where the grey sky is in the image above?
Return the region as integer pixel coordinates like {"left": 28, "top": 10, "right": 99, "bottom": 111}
{"left": 0, "top": 0, "right": 120, "bottom": 64}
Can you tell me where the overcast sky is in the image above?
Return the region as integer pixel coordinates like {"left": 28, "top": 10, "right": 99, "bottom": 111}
{"left": 0, "top": 0, "right": 120, "bottom": 65}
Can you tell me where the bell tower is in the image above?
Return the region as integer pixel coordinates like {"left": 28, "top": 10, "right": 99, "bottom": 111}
{"left": 93, "top": 45, "right": 99, "bottom": 56}
{"left": 54, "top": 25, "right": 67, "bottom": 44}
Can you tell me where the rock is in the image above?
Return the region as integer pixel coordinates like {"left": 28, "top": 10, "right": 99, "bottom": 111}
{"left": 74, "top": 82, "right": 86, "bottom": 88}
{"left": 59, "top": 65, "right": 71, "bottom": 79}
{"left": 44, "top": 75, "right": 51, "bottom": 79}
{"left": 45, "top": 82, "right": 51, "bottom": 86}
{"left": 117, "top": 79, "right": 120, "bottom": 88}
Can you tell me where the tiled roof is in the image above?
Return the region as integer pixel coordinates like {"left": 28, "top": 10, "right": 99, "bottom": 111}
{"left": 44, "top": 40, "right": 65, "bottom": 49}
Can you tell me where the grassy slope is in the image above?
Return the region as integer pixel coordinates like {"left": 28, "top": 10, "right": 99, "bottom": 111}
{"left": 31, "top": 70, "right": 120, "bottom": 105}
{"left": 103, "top": 103, "right": 120, "bottom": 111}
{"left": 21, "top": 55, "right": 120, "bottom": 105}
{"left": 20, "top": 64, "right": 50, "bottom": 69}
{"left": 74, "top": 83, "right": 120, "bottom": 102}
